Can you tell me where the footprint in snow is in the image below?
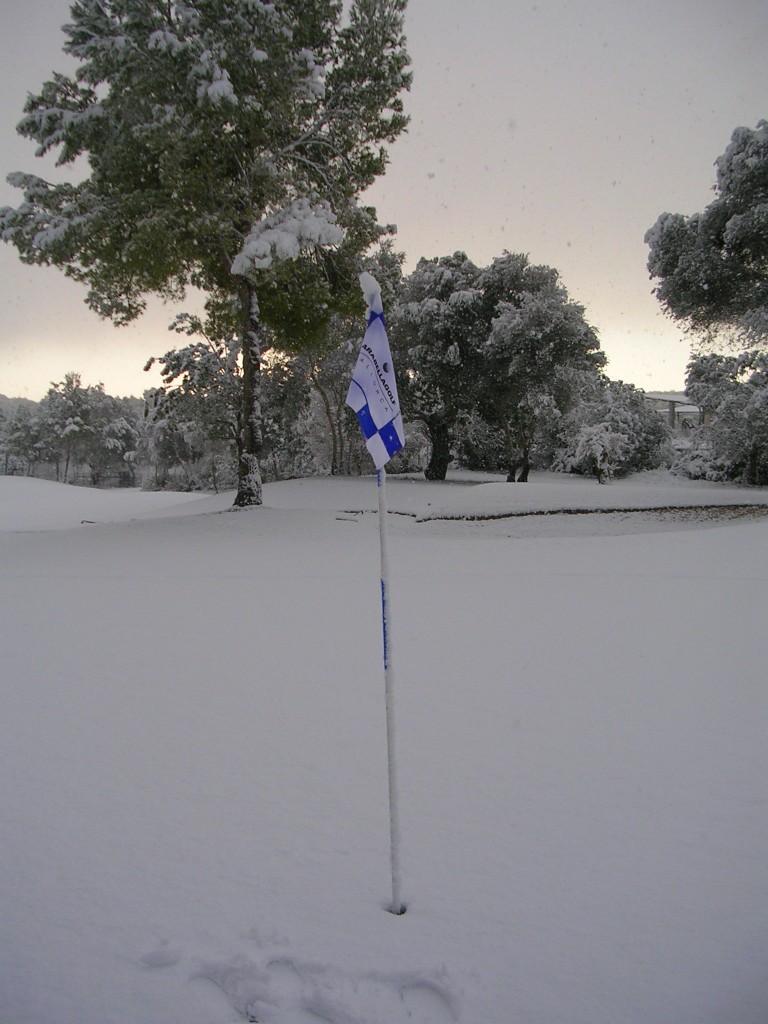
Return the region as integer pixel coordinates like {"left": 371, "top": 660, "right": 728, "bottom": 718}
{"left": 400, "top": 980, "right": 457, "bottom": 1023}
{"left": 198, "top": 953, "right": 458, "bottom": 1023}
{"left": 140, "top": 940, "right": 182, "bottom": 968}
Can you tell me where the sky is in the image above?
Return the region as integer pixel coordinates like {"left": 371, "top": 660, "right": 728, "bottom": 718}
{"left": 0, "top": 0, "right": 766, "bottom": 401}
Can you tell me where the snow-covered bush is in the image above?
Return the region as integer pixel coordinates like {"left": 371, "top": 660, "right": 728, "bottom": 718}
{"left": 678, "top": 351, "right": 768, "bottom": 485}
{"left": 554, "top": 380, "right": 673, "bottom": 479}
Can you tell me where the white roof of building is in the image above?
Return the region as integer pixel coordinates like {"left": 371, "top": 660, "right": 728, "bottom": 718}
{"left": 643, "top": 391, "right": 687, "bottom": 402}
{"left": 644, "top": 391, "right": 700, "bottom": 410}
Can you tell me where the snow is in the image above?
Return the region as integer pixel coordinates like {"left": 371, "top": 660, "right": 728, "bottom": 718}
{"left": 359, "top": 271, "right": 383, "bottom": 314}
{"left": 147, "top": 29, "right": 188, "bottom": 56}
{"left": 200, "top": 71, "right": 237, "bottom": 105}
{"left": 1, "top": 470, "right": 767, "bottom": 1024}
{"left": 232, "top": 200, "right": 344, "bottom": 276}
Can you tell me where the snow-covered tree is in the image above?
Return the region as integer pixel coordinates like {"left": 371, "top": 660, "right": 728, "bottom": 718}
{"left": 0, "top": 0, "right": 411, "bottom": 506}
{"left": 85, "top": 392, "right": 142, "bottom": 484}
{"left": 390, "top": 252, "right": 484, "bottom": 479}
{"left": 387, "top": 250, "right": 606, "bottom": 481}
{"left": 682, "top": 350, "right": 768, "bottom": 485}
{"left": 645, "top": 120, "right": 768, "bottom": 345}
{"left": 478, "top": 253, "right": 606, "bottom": 481}
{"left": 33, "top": 373, "right": 141, "bottom": 484}
{"left": 39, "top": 373, "right": 96, "bottom": 482}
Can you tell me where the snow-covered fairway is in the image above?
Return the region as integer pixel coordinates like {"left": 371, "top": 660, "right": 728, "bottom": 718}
{"left": 1, "top": 472, "right": 767, "bottom": 1024}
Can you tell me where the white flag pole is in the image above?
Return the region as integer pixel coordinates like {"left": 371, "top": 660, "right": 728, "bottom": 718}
{"left": 377, "top": 464, "right": 404, "bottom": 915}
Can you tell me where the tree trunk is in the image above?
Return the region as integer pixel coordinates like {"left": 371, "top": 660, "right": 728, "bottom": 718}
{"left": 312, "top": 376, "right": 339, "bottom": 474}
{"left": 424, "top": 416, "right": 451, "bottom": 481}
{"left": 746, "top": 442, "right": 766, "bottom": 486}
{"left": 336, "top": 398, "right": 346, "bottom": 474}
{"left": 501, "top": 419, "right": 522, "bottom": 482}
{"left": 502, "top": 415, "right": 531, "bottom": 481}
{"left": 234, "top": 282, "right": 264, "bottom": 507}
{"left": 517, "top": 409, "right": 537, "bottom": 482}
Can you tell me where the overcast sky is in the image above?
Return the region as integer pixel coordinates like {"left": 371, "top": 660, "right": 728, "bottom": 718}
{"left": 1, "top": 0, "right": 766, "bottom": 400}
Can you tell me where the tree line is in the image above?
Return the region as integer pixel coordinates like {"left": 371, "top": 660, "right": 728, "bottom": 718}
{"left": 0, "top": 243, "right": 675, "bottom": 489}
{"left": 1, "top": 375, "right": 142, "bottom": 485}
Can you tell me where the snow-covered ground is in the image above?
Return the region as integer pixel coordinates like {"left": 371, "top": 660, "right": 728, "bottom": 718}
{"left": 2, "top": 471, "right": 767, "bottom": 1024}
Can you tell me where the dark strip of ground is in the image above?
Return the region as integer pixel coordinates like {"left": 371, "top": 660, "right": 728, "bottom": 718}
{"left": 423, "top": 504, "right": 768, "bottom": 523}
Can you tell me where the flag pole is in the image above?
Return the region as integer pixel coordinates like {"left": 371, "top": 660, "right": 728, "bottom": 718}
{"left": 377, "top": 465, "right": 404, "bottom": 915}
{"left": 346, "top": 272, "right": 407, "bottom": 915}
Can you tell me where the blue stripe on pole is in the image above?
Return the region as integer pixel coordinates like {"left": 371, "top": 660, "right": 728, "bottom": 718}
{"left": 380, "top": 577, "right": 389, "bottom": 669}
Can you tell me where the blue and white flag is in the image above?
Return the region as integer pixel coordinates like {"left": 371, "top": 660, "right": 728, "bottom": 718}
{"left": 346, "top": 273, "right": 405, "bottom": 470}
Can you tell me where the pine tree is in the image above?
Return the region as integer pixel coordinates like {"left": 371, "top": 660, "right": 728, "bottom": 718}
{"left": 0, "top": 0, "right": 410, "bottom": 504}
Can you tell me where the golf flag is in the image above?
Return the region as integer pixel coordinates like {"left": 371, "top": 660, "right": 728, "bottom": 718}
{"left": 346, "top": 273, "right": 405, "bottom": 469}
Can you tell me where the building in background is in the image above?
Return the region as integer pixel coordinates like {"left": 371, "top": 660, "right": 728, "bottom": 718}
{"left": 643, "top": 391, "right": 702, "bottom": 435}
